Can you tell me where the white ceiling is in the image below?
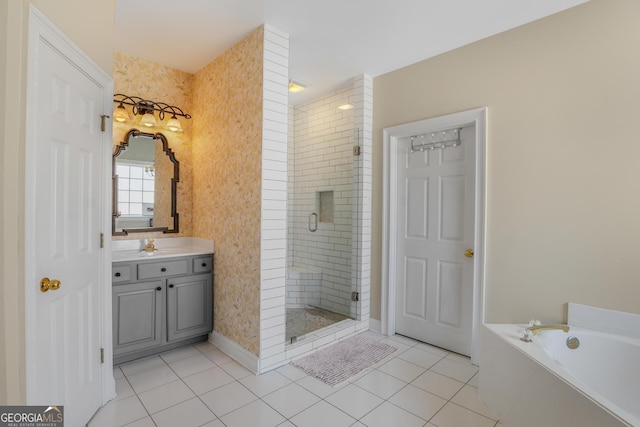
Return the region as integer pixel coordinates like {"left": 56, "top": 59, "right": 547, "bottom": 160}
{"left": 115, "top": 0, "right": 587, "bottom": 104}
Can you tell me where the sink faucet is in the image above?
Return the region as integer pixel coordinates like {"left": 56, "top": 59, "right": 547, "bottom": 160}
{"left": 520, "top": 324, "right": 570, "bottom": 342}
{"left": 143, "top": 238, "right": 156, "bottom": 253}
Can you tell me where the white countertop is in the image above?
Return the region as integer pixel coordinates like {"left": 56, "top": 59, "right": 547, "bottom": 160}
{"left": 112, "top": 237, "right": 214, "bottom": 262}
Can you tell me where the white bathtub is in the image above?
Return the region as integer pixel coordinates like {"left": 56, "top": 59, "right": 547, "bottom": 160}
{"left": 480, "top": 323, "right": 640, "bottom": 427}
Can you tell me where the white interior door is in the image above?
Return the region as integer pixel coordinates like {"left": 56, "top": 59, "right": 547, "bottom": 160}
{"left": 395, "top": 126, "right": 476, "bottom": 356}
{"left": 26, "top": 10, "right": 110, "bottom": 426}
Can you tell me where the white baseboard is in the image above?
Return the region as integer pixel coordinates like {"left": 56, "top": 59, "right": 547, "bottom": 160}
{"left": 209, "top": 331, "right": 259, "bottom": 374}
{"left": 369, "top": 318, "right": 382, "bottom": 334}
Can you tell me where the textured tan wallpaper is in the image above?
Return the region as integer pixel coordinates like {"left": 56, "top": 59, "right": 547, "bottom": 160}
{"left": 112, "top": 52, "right": 193, "bottom": 239}
{"left": 192, "top": 27, "right": 264, "bottom": 356}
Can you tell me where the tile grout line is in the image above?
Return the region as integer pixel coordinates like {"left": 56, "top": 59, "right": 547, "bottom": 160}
{"left": 188, "top": 343, "right": 296, "bottom": 424}
{"left": 120, "top": 346, "right": 221, "bottom": 426}
{"left": 336, "top": 342, "right": 493, "bottom": 425}
{"left": 118, "top": 367, "right": 154, "bottom": 427}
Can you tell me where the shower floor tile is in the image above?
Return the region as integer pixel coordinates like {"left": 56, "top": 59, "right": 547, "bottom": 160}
{"left": 286, "top": 307, "right": 349, "bottom": 341}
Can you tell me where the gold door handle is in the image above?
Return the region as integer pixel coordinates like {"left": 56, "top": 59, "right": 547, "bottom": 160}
{"left": 40, "top": 278, "right": 61, "bottom": 292}
{"left": 464, "top": 249, "right": 474, "bottom": 258}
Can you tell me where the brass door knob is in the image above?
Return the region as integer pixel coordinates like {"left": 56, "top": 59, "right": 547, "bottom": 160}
{"left": 464, "top": 249, "right": 474, "bottom": 258}
{"left": 40, "top": 278, "right": 61, "bottom": 292}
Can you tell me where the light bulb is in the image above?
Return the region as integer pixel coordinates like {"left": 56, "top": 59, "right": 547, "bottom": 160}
{"left": 140, "top": 113, "right": 157, "bottom": 127}
{"left": 165, "top": 116, "right": 183, "bottom": 132}
{"left": 113, "top": 104, "right": 130, "bottom": 122}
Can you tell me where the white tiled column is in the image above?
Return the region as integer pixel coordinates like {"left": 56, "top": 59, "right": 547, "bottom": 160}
{"left": 259, "top": 25, "right": 289, "bottom": 372}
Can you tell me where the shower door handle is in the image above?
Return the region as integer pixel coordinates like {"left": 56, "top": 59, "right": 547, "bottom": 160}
{"left": 309, "top": 213, "right": 318, "bottom": 232}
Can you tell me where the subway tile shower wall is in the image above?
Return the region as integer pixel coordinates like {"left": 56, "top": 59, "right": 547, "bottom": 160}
{"left": 287, "top": 87, "right": 355, "bottom": 317}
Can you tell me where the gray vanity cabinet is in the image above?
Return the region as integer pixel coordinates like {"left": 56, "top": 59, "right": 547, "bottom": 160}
{"left": 112, "top": 254, "right": 213, "bottom": 364}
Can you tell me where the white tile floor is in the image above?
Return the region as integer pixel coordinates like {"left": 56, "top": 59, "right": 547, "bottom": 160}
{"left": 88, "top": 332, "right": 500, "bottom": 427}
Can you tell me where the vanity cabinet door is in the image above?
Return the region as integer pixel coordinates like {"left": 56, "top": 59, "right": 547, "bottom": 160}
{"left": 113, "top": 280, "right": 164, "bottom": 356}
{"left": 166, "top": 273, "right": 213, "bottom": 342}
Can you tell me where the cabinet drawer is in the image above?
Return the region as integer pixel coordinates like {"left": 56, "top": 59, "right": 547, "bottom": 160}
{"left": 112, "top": 265, "right": 131, "bottom": 283}
{"left": 193, "top": 256, "right": 213, "bottom": 274}
{"left": 138, "top": 259, "right": 189, "bottom": 279}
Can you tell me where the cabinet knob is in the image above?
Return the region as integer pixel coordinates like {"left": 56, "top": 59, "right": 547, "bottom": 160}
{"left": 161, "top": 267, "right": 167, "bottom": 272}
{"left": 201, "top": 263, "right": 207, "bottom": 267}
{"left": 169, "top": 284, "right": 174, "bottom": 288}
{"left": 156, "top": 286, "right": 162, "bottom": 291}
{"left": 115, "top": 272, "right": 121, "bottom": 277}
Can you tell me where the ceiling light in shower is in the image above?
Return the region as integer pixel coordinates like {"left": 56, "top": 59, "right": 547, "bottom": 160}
{"left": 288, "top": 80, "right": 306, "bottom": 93}
{"left": 338, "top": 104, "right": 354, "bottom": 110}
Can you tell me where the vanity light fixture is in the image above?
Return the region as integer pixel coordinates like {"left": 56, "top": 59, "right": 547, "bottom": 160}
{"left": 139, "top": 109, "right": 157, "bottom": 127}
{"left": 113, "top": 102, "right": 131, "bottom": 122}
{"left": 165, "top": 114, "right": 183, "bottom": 132}
{"left": 112, "top": 94, "right": 191, "bottom": 132}
{"left": 288, "top": 80, "right": 306, "bottom": 93}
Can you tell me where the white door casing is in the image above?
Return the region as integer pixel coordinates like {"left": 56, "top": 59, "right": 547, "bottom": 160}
{"left": 395, "top": 126, "right": 475, "bottom": 356}
{"left": 382, "top": 108, "right": 486, "bottom": 364}
{"left": 25, "top": 6, "right": 114, "bottom": 426}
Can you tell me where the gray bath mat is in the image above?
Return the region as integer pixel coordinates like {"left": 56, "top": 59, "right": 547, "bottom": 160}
{"left": 291, "top": 335, "right": 398, "bottom": 386}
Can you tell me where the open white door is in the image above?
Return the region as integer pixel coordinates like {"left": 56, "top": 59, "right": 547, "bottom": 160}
{"left": 25, "top": 8, "right": 113, "bottom": 426}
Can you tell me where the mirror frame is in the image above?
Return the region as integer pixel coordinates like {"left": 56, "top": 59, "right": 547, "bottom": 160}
{"left": 112, "top": 129, "right": 180, "bottom": 236}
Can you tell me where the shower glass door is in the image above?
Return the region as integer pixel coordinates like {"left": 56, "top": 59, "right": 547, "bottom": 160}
{"left": 285, "top": 93, "right": 360, "bottom": 343}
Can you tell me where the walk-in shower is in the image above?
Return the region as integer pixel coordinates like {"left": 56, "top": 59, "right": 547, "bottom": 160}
{"left": 286, "top": 86, "right": 362, "bottom": 342}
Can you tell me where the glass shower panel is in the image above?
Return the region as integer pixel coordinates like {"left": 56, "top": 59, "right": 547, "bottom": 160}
{"left": 285, "top": 99, "right": 360, "bottom": 343}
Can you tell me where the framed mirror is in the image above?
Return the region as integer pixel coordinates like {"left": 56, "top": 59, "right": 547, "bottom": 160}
{"left": 112, "top": 129, "right": 179, "bottom": 235}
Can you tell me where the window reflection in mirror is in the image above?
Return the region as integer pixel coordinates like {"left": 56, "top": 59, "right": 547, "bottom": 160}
{"left": 113, "top": 130, "right": 179, "bottom": 235}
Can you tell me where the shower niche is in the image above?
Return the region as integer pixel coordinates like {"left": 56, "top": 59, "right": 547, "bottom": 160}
{"left": 317, "top": 190, "right": 334, "bottom": 223}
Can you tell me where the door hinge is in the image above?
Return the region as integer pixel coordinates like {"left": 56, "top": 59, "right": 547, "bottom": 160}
{"left": 100, "top": 114, "right": 110, "bottom": 132}
{"left": 100, "top": 232, "right": 104, "bottom": 249}
{"left": 353, "top": 146, "right": 361, "bottom": 156}
{"left": 100, "top": 348, "right": 104, "bottom": 364}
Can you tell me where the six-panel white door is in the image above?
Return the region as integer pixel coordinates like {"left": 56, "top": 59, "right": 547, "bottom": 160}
{"left": 395, "top": 127, "right": 476, "bottom": 356}
{"left": 30, "top": 27, "right": 105, "bottom": 426}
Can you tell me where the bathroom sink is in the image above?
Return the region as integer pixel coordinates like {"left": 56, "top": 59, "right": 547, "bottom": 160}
{"left": 138, "top": 248, "right": 184, "bottom": 257}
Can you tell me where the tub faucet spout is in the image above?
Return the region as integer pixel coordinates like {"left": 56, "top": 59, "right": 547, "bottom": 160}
{"left": 520, "top": 324, "right": 569, "bottom": 342}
